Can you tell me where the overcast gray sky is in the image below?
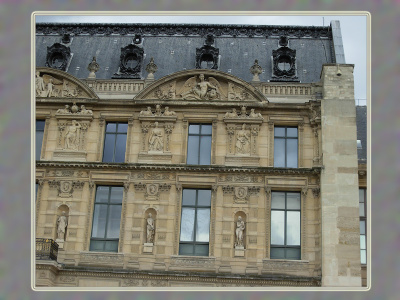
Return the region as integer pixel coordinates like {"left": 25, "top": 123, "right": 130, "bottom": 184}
{"left": 35, "top": 13, "right": 368, "bottom": 103}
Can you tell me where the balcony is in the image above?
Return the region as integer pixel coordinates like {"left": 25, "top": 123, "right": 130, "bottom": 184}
{"left": 36, "top": 238, "right": 58, "bottom": 261}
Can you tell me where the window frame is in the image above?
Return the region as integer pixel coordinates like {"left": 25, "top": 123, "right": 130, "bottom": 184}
{"left": 359, "top": 188, "right": 367, "bottom": 265}
{"left": 273, "top": 126, "right": 298, "bottom": 168}
{"left": 102, "top": 121, "right": 128, "bottom": 163}
{"left": 89, "top": 185, "right": 124, "bottom": 253}
{"left": 35, "top": 120, "right": 46, "bottom": 161}
{"left": 270, "top": 191, "right": 301, "bottom": 260}
{"left": 186, "top": 123, "right": 212, "bottom": 165}
{"left": 179, "top": 188, "right": 212, "bottom": 256}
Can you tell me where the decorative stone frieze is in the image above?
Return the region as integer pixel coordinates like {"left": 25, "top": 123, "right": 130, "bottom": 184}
{"left": 170, "top": 256, "right": 216, "bottom": 268}
{"left": 262, "top": 259, "right": 310, "bottom": 276}
{"left": 79, "top": 252, "right": 124, "bottom": 267}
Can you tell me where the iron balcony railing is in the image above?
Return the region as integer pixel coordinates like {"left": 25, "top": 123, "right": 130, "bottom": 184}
{"left": 36, "top": 238, "right": 58, "bottom": 261}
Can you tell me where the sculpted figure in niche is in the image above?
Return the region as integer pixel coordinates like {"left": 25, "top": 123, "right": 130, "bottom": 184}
{"left": 236, "top": 124, "right": 250, "bottom": 154}
{"left": 35, "top": 71, "right": 45, "bottom": 96}
{"left": 140, "top": 106, "right": 153, "bottom": 116}
{"left": 64, "top": 120, "right": 81, "bottom": 150}
{"left": 56, "top": 104, "right": 71, "bottom": 114}
{"left": 146, "top": 213, "right": 155, "bottom": 243}
{"left": 57, "top": 211, "right": 68, "bottom": 240}
{"left": 235, "top": 216, "right": 245, "bottom": 247}
{"left": 180, "top": 74, "right": 220, "bottom": 100}
{"left": 148, "top": 122, "right": 164, "bottom": 151}
{"left": 163, "top": 106, "right": 176, "bottom": 116}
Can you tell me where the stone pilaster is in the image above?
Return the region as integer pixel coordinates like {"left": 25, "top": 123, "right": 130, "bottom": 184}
{"left": 320, "top": 64, "right": 361, "bottom": 286}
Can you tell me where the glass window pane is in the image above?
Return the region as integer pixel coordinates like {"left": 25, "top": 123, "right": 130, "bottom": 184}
{"left": 106, "top": 123, "right": 116, "bottom": 133}
{"left": 91, "top": 204, "right": 108, "bottom": 238}
{"left": 359, "top": 189, "right": 365, "bottom": 203}
{"left": 117, "top": 123, "right": 128, "bottom": 133}
{"left": 36, "top": 120, "right": 45, "bottom": 130}
{"left": 95, "top": 186, "right": 109, "bottom": 203}
{"left": 197, "top": 190, "right": 211, "bottom": 206}
{"left": 194, "top": 244, "right": 209, "bottom": 256}
{"left": 274, "top": 127, "right": 285, "bottom": 137}
{"left": 287, "top": 127, "right": 298, "bottom": 137}
{"left": 286, "top": 211, "right": 300, "bottom": 245}
{"left": 286, "top": 247, "right": 301, "bottom": 260}
{"left": 90, "top": 240, "right": 105, "bottom": 251}
{"left": 182, "top": 189, "right": 196, "bottom": 206}
{"left": 360, "top": 220, "right": 365, "bottom": 235}
{"left": 360, "top": 235, "right": 366, "bottom": 249}
{"left": 106, "top": 205, "right": 122, "bottom": 238}
{"left": 274, "top": 138, "right": 285, "bottom": 167}
{"left": 287, "top": 192, "right": 301, "bottom": 210}
{"left": 270, "top": 247, "right": 285, "bottom": 259}
{"left": 104, "top": 240, "right": 119, "bottom": 252}
{"left": 110, "top": 186, "right": 123, "bottom": 203}
{"left": 36, "top": 131, "right": 44, "bottom": 160}
{"left": 196, "top": 208, "right": 210, "bottom": 242}
{"left": 189, "top": 124, "right": 200, "bottom": 134}
{"left": 114, "top": 134, "right": 127, "bottom": 163}
{"left": 179, "top": 244, "right": 194, "bottom": 255}
{"left": 360, "top": 250, "right": 366, "bottom": 264}
{"left": 271, "top": 211, "right": 285, "bottom": 245}
{"left": 286, "top": 139, "right": 298, "bottom": 168}
{"left": 180, "top": 208, "right": 195, "bottom": 241}
{"left": 199, "top": 136, "right": 212, "bottom": 165}
{"left": 103, "top": 133, "right": 115, "bottom": 162}
{"left": 271, "top": 192, "right": 285, "bottom": 209}
{"left": 359, "top": 203, "right": 365, "bottom": 217}
{"left": 187, "top": 135, "right": 199, "bottom": 164}
{"left": 201, "top": 124, "right": 212, "bottom": 135}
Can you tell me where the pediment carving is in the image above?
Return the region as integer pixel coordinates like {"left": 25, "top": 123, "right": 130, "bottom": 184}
{"left": 135, "top": 70, "right": 268, "bottom": 103}
{"left": 36, "top": 67, "right": 99, "bottom": 99}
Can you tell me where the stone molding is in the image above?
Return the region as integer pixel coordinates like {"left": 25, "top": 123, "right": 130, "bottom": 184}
{"left": 37, "top": 23, "right": 332, "bottom": 39}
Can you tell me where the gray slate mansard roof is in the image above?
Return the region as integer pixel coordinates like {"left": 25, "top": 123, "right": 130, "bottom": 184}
{"left": 35, "top": 22, "right": 339, "bottom": 83}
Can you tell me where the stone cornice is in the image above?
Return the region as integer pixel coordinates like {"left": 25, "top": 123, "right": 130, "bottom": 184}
{"left": 36, "top": 161, "right": 321, "bottom": 176}
{"left": 36, "top": 23, "right": 332, "bottom": 39}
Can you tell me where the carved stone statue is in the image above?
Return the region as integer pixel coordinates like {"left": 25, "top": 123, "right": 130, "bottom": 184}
{"left": 45, "top": 79, "right": 55, "bottom": 97}
{"left": 57, "top": 212, "right": 68, "bottom": 240}
{"left": 56, "top": 104, "right": 71, "bottom": 114}
{"left": 249, "top": 108, "right": 263, "bottom": 119}
{"left": 235, "top": 216, "right": 245, "bottom": 247}
{"left": 146, "top": 213, "right": 155, "bottom": 243}
{"left": 79, "top": 105, "right": 92, "bottom": 115}
{"left": 163, "top": 106, "right": 176, "bottom": 116}
{"left": 180, "top": 74, "right": 221, "bottom": 100}
{"left": 35, "top": 71, "right": 45, "bottom": 96}
{"left": 224, "top": 108, "right": 238, "bottom": 118}
{"left": 154, "top": 104, "right": 162, "bottom": 116}
{"left": 250, "top": 59, "right": 262, "bottom": 82}
{"left": 64, "top": 120, "right": 81, "bottom": 150}
{"left": 236, "top": 124, "right": 250, "bottom": 154}
{"left": 87, "top": 56, "right": 100, "bottom": 79}
{"left": 148, "top": 122, "right": 163, "bottom": 151}
{"left": 240, "top": 106, "right": 248, "bottom": 118}
{"left": 140, "top": 106, "right": 153, "bottom": 116}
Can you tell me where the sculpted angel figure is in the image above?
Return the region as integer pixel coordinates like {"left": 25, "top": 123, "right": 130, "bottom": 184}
{"left": 148, "top": 122, "right": 164, "bottom": 151}
{"left": 236, "top": 124, "right": 250, "bottom": 154}
{"left": 179, "top": 74, "right": 222, "bottom": 100}
{"left": 235, "top": 216, "right": 245, "bottom": 247}
{"left": 64, "top": 120, "right": 81, "bottom": 150}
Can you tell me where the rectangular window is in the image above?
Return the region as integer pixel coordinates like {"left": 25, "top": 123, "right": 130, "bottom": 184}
{"left": 36, "top": 120, "right": 45, "bottom": 160}
{"left": 187, "top": 124, "right": 212, "bottom": 165}
{"left": 270, "top": 191, "right": 301, "bottom": 260}
{"left": 90, "top": 186, "right": 123, "bottom": 252}
{"left": 102, "top": 122, "right": 128, "bottom": 163}
{"left": 179, "top": 189, "right": 211, "bottom": 256}
{"left": 274, "top": 126, "right": 298, "bottom": 168}
{"left": 359, "top": 188, "right": 367, "bottom": 264}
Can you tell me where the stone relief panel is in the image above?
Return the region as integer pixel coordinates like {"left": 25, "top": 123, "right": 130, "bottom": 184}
{"left": 36, "top": 71, "right": 89, "bottom": 98}
{"left": 135, "top": 70, "right": 267, "bottom": 103}
{"left": 133, "top": 182, "right": 171, "bottom": 201}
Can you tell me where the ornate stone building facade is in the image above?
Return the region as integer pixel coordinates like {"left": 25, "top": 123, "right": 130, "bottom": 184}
{"left": 34, "top": 21, "right": 367, "bottom": 288}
